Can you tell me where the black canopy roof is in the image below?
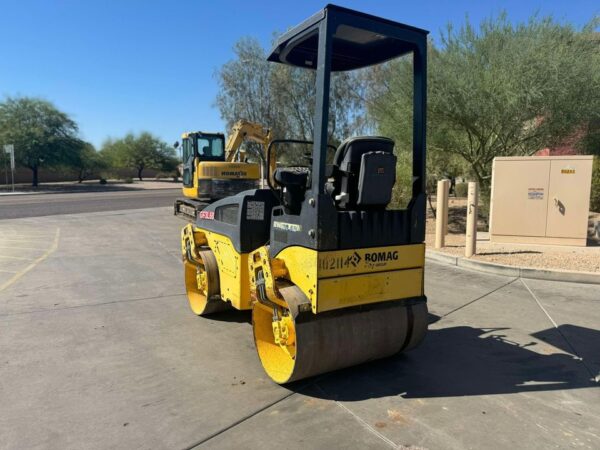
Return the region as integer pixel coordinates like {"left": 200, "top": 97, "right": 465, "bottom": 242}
{"left": 267, "top": 4, "right": 428, "bottom": 72}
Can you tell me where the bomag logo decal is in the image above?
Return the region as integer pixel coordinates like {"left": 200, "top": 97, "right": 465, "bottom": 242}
{"left": 350, "top": 251, "right": 362, "bottom": 267}
{"left": 318, "top": 250, "right": 400, "bottom": 271}
{"left": 365, "top": 251, "right": 398, "bottom": 263}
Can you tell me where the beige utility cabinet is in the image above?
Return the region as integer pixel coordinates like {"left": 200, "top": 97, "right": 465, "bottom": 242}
{"left": 490, "top": 155, "right": 594, "bottom": 246}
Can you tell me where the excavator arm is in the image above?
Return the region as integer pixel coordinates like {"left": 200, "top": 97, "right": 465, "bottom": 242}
{"left": 225, "top": 120, "right": 276, "bottom": 185}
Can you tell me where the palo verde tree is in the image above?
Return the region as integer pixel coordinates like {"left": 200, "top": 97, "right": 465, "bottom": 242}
{"left": 0, "top": 97, "right": 84, "bottom": 186}
{"left": 368, "top": 13, "right": 600, "bottom": 215}
{"left": 101, "top": 132, "right": 176, "bottom": 180}
{"left": 215, "top": 37, "right": 365, "bottom": 164}
{"left": 71, "top": 142, "right": 108, "bottom": 183}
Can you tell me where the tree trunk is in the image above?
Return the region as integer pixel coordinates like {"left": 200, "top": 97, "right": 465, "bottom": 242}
{"left": 137, "top": 167, "right": 143, "bottom": 181}
{"left": 473, "top": 173, "right": 491, "bottom": 226}
{"left": 31, "top": 166, "right": 39, "bottom": 187}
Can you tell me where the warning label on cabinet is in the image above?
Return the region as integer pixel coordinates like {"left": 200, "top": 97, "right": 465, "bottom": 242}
{"left": 528, "top": 188, "right": 545, "bottom": 200}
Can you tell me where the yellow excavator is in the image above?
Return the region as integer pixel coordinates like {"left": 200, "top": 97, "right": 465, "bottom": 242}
{"left": 181, "top": 4, "right": 429, "bottom": 383}
{"left": 174, "top": 120, "right": 273, "bottom": 221}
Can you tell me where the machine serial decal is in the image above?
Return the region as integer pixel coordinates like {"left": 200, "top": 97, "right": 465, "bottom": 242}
{"left": 273, "top": 221, "right": 302, "bottom": 232}
{"left": 318, "top": 252, "right": 362, "bottom": 270}
{"left": 199, "top": 211, "right": 215, "bottom": 220}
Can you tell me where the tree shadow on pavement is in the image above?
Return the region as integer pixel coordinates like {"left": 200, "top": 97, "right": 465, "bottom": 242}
{"left": 294, "top": 323, "right": 598, "bottom": 401}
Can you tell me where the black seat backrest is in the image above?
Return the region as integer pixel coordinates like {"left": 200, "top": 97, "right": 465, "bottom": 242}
{"left": 274, "top": 167, "right": 309, "bottom": 215}
{"left": 331, "top": 136, "right": 396, "bottom": 210}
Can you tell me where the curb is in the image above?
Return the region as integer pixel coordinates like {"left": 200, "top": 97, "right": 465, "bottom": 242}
{"left": 426, "top": 249, "right": 600, "bottom": 285}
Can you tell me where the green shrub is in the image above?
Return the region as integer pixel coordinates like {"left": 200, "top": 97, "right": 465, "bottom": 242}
{"left": 390, "top": 153, "right": 412, "bottom": 209}
{"left": 99, "top": 178, "right": 107, "bottom": 185}
{"left": 591, "top": 156, "right": 600, "bottom": 213}
{"left": 455, "top": 182, "right": 468, "bottom": 198}
{"left": 122, "top": 177, "right": 134, "bottom": 184}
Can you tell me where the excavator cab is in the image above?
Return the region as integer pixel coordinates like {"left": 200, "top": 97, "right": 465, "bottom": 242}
{"left": 175, "top": 124, "right": 266, "bottom": 221}
{"left": 181, "top": 132, "right": 226, "bottom": 188}
{"left": 181, "top": 4, "right": 429, "bottom": 384}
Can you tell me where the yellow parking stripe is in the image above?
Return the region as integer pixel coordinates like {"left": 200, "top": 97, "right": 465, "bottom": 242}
{"left": 0, "top": 245, "right": 43, "bottom": 251}
{"left": 0, "top": 228, "right": 60, "bottom": 293}
{"left": 0, "top": 255, "right": 34, "bottom": 261}
{"left": 0, "top": 237, "right": 51, "bottom": 243}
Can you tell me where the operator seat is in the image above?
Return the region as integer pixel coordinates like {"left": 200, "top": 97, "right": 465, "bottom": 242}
{"left": 273, "top": 167, "right": 309, "bottom": 215}
{"left": 330, "top": 136, "right": 397, "bottom": 210}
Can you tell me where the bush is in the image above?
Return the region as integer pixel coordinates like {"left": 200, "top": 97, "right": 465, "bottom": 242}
{"left": 455, "top": 182, "right": 468, "bottom": 198}
{"left": 390, "top": 153, "right": 412, "bottom": 209}
{"left": 591, "top": 156, "right": 600, "bottom": 213}
{"left": 99, "top": 178, "right": 107, "bottom": 185}
{"left": 122, "top": 177, "right": 134, "bottom": 184}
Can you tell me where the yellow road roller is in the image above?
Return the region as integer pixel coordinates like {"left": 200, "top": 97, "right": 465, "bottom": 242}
{"left": 181, "top": 4, "right": 429, "bottom": 384}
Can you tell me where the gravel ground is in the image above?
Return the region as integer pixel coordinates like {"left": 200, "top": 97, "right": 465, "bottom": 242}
{"left": 426, "top": 198, "right": 600, "bottom": 273}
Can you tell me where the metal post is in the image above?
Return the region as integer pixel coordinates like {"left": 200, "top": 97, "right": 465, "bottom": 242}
{"left": 442, "top": 179, "right": 450, "bottom": 236}
{"left": 435, "top": 180, "right": 449, "bottom": 249}
{"left": 9, "top": 146, "right": 15, "bottom": 192}
{"left": 3, "top": 152, "right": 7, "bottom": 187}
{"left": 465, "top": 182, "right": 479, "bottom": 258}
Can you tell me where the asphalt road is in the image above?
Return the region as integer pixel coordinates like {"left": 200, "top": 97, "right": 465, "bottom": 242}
{"left": 0, "top": 189, "right": 180, "bottom": 219}
{"left": 0, "top": 207, "right": 598, "bottom": 449}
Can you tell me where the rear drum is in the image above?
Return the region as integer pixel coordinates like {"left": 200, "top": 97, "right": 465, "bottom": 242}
{"left": 252, "top": 285, "right": 428, "bottom": 384}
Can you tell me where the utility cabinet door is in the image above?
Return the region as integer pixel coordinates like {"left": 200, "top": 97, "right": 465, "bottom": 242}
{"left": 491, "top": 159, "right": 550, "bottom": 237}
{"left": 546, "top": 159, "right": 593, "bottom": 238}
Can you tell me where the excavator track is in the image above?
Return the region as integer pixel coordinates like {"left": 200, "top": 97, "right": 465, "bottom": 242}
{"left": 252, "top": 284, "right": 428, "bottom": 384}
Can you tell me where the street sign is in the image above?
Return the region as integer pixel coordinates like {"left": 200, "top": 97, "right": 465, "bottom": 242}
{"left": 4, "top": 144, "right": 14, "bottom": 169}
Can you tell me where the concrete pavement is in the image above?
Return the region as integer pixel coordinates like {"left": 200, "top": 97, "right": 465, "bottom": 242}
{"left": 0, "top": 207, "right": 598, "bottom": 449}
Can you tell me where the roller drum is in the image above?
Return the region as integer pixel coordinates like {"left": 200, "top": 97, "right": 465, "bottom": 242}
{"left": 253, "top": 288, "right": 428, "bottom": 384}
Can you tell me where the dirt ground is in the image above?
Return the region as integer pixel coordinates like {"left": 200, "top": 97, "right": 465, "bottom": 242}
{"left": 426, "top": 197, "right": 600, "bottom": 273}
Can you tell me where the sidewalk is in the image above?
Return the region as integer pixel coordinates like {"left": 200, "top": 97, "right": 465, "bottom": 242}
{"left": 425, "top": 231, "right": 600, "bottom": 274}
{"left": 425, "top": 198, "right": 600, "bottom": 274}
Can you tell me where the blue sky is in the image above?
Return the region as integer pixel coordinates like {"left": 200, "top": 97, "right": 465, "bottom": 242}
{"left": 0, "top": 0, "right": 598, "bottom": 148}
